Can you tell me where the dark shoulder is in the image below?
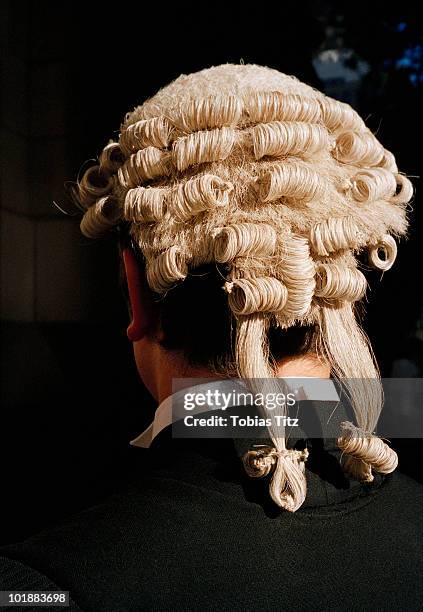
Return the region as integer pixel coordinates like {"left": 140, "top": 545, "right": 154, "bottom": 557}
{"left": 384, "top": 469, "right": 423, "bottom": 504}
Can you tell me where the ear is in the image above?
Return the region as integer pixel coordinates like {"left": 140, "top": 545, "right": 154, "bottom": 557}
{"left": 122, "top": 248, "right": 156, "bottom": 342}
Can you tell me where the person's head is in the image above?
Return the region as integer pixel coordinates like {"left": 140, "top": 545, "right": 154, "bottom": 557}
{"left": 119, "top": 226, "right": 323, "bottom": 389}
{"left": 74, "top": 64, "right": 413, "bottom": 511}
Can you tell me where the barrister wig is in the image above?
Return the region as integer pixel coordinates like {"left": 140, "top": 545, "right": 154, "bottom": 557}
{"left": 76, "top": 64, "right": 414, "bottom": 512}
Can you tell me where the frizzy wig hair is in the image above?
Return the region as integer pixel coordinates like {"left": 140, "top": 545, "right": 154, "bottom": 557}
{"left": 75, "top": 64, "right": 414, "bottom": 512}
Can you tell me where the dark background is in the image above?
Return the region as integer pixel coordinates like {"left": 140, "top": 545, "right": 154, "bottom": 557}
{"left": 1, "top": 1, "right": 422, "bottom": 544}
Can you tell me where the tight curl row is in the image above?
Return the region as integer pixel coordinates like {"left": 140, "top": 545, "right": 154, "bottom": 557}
{"left": 114, "top": 121, "right": 390, "bottom": 187}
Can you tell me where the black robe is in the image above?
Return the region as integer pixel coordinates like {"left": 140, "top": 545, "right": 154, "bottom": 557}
{"left": 0, "top": 400, "right": 422, "bottom": 611}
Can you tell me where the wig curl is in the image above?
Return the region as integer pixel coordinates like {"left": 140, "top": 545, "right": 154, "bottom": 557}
{"left": 76, "top": 64, "right": 414, "bottom": 512}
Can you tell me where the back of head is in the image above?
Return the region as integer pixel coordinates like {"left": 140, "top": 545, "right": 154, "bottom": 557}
{"left": 76, "top": 63, "right": 413, "bottom": 511}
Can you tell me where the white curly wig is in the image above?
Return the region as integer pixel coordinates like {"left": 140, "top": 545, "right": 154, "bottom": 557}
{"left": 76, "top": 64, "right": 414, "bottom": 512}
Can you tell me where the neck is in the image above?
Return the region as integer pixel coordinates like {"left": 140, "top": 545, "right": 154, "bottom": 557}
{"left": 144, "top": 346, "right": 330, "bottom": 405}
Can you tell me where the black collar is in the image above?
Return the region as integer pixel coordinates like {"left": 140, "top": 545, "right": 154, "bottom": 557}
{"left": 142, "top": 399, "right": 385, "bottom": 513}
